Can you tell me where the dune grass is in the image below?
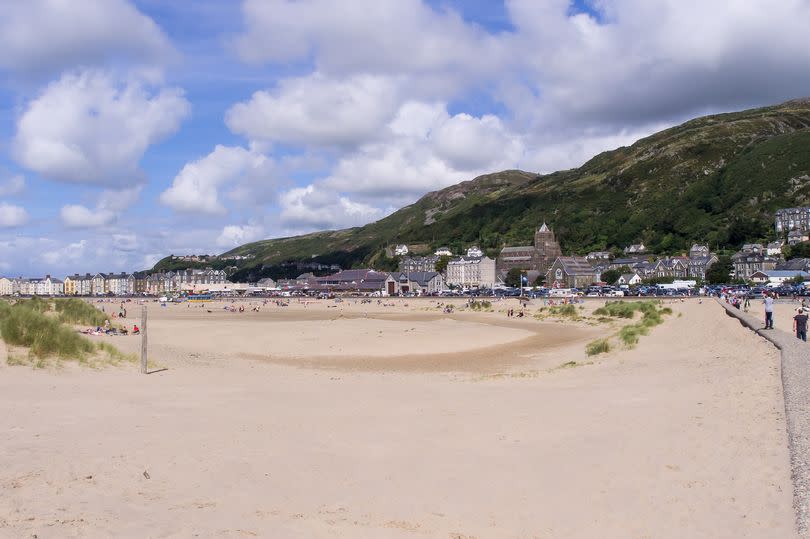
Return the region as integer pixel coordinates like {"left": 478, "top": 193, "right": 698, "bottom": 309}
{"left": 0, "top": 300, "right": 134, "bottom": 367}
{"left": 468, "top": 300, "right": 492, "bottom": 311}
{"left": 53, "top": 297, "right": 108, "bottom": 326}
{"left": 586, "top": 338, "right": 612, "bottom": 356}
{"left": 588, "top": 300, "right": 674, "bottom": 352}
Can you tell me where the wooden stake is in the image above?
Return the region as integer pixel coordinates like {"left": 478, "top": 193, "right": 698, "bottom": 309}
{"left": 140, "top": 305, "right": 148, "bottom": 374}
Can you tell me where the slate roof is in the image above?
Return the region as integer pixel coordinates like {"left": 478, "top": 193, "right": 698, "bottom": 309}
{"left": 499, "top": 246, "right": 534, "bottom": 253}
{"left": 555, "top": 256, "right": 597, "bottom": 275}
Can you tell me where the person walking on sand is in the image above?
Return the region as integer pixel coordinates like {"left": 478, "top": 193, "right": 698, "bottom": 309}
{"left": 764, "top": 293, "right": 775, "bottom": 330}
{"left": 794, "top": 308, "right": 808, "bottom": 342}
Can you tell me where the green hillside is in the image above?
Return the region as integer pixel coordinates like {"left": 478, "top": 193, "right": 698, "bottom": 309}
{"left": 214, "top": 99, "right": 810, "bottom": 281}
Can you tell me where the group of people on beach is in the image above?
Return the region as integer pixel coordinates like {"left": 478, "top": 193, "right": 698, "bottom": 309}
{"left": 760, "top": 292, "right": 808, "bottom": 342}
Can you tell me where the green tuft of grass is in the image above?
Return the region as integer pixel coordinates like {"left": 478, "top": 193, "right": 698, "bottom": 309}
{"left": 618, "top": 324, "right": 651, "bottom": 346}
{"left": 548, "top": 304, "right": 578, "bottom": 317}
{"left": 586, "top": 338, "right": 611, "bottom": 356}
{"left": 591, "top": 300, "right": 674, "bottom": 349}
{"left": 53, "top": 298, "right": 109, "bottom": 326}
{"left": 468, "top": 300, "right": 492, "bottom": 311}
{"left": 6, "top": 353, "right": 27, "bottom": 366}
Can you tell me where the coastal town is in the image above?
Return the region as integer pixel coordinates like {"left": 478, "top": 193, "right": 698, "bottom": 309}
{"left": 3, "top": 207, "right": 810, "bottom": 298}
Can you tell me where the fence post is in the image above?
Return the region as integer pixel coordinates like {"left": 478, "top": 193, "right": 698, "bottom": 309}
{"left": 140, "top": 305, "right": 148, "bottom": 374}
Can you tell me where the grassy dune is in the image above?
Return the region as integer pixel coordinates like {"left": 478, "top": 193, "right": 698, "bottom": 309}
{"left": 587, "top": 301, "right": 673, "bottom": 355}
{"left": 0, "top": 299, "right": 134, "bottom": 367}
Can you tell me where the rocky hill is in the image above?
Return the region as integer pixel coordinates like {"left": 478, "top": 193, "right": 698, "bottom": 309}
{"left": 214, "top": 99, "right": 810, "bottom": 281}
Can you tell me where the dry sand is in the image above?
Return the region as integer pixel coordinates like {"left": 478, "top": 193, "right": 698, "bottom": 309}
{"left": 0, "top": 298, "right": 797, "bottom": 538}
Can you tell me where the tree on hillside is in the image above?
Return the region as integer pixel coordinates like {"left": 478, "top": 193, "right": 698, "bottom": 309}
{"left": 375, "top": 253, "right": 400, "bottom": 272}
{"left": 600, "top": 269, "right": 621, "bottom": 285}
{"left": 505, "top": 268, "right": 524, "bottom": 287}
{"left": 435, "top": 255, "right": 451, "bottom": 274}
{"left": 706, "top": 255, "right": 733, "bottom": 284}
{"left": 786, "top": 242, "right": 810, "bottom": 260}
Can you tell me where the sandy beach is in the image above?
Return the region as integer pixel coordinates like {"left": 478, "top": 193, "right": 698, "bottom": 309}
{"left": 0, "top": 298, "right": 797, "bottom": 538}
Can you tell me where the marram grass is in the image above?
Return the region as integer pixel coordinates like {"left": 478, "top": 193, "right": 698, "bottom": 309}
{"left": 53, "top": 298, "right": 109, "bottom": 326}
{"left": 0, "top": 300, "right": 134, "bottom": 366}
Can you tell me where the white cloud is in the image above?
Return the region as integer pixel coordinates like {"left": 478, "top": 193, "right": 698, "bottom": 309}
{"left": 234, "top": 0, "right": 503, "bottom": 82}
{"left": 0, "top": 203, "right": 29, "bottom": 228}
{"left": 226, "top": 73, "right": 400, "bottom": 147}
{"left": 0, "top": 174, "right": 25, "bottom": 197}
{"left": 279, "top": 185, "right": 383, "bottom": 231}
{"left": 0, "top": 0, "right": 175, "bottom": 79}
{"left": 323, "top": 101, "right": 525, "bottom": 199}
{"left": 14, "top": 69, "right": 190, "bottom": 186}
{"left": 230, "top": 0, "right": 810, "bottom": 178}
{"left": 40, "top": 239, "right": 89, "bottom": 267}
{"left": 216, "top": 224, "right": 265, "bottom": 248}
{"left": 59, "top": 185, "right": 142, "bottom": 228}
{"left": 431, "top": 113, "right": 524, "bottom": 171}
{"left": 160, "top": 145, "right": 273, "bottom": 215}
{"left": 98, "top": 186, "right": 143, "bottom": 213}
{"left": 60, "top": 205, "right": 116, "bottom": 229}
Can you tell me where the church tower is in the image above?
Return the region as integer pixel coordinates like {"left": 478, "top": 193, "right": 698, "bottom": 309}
{"left": 534, "top": 222, "right": 562, "bottom": 272}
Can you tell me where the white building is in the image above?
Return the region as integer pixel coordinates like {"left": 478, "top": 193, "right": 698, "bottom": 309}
{"left": 21, "top": 276, "right": 63, "bottom": 296}
{"left": 775, "top": 207, "right": 810, "bottom": 234}
{"left": 445, "top": 256, "right": 496, "bottom": 288}
{"left": 76, "top": 274, "right": 93, "bottom": 296}
{"left": 51, "top": 278, "right": 64, "bottom": 295}
{"left": 466, "top": 245, "right": 483, "bottom": 258}
{"left": 91, "top": 273, "right": 107, "bottom": 295}
{"left": 766, "top": 241, "right": 784, "bottom": 256}
{"left": 394, "top": 244, "right": 409, "bottom": 256}
{"left": 34, "top": 278, "right": 50, "bottom": 296}
{"left": 434, "top": 247, "right": 453, "bottom": 256}
{"left": 624, "top": 243, "right": 647, "bottom": 254}
{"left": 105, "top": 272, "right": 134, "bottom": 295}
{"left": 0, "top": 277, "right": 17, "bottom": 296}
{"left": 616, "top": 273, "right": 642, "bottom": 285}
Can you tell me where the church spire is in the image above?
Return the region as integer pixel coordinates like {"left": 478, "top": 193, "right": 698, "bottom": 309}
{"left": 538, "top": 222, "right": 550, "bottom": 232}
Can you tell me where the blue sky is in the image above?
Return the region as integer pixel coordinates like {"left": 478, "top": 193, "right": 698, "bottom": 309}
{"left": 1, "top": 0, "right": 809, "bottom": 277}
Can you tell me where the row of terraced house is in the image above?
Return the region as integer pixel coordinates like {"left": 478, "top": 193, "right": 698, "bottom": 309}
{"left": 0, "top": 269, "right": 228, "bottom": 297}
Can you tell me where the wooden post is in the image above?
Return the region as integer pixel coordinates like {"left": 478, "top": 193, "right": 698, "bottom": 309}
{"left": 140, "top": 305, "right": 148, "bottom": 374}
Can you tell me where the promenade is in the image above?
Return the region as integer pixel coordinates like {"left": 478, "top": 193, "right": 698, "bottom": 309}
{"left": 718, "top": 299, "right": 810, "bottom": 538}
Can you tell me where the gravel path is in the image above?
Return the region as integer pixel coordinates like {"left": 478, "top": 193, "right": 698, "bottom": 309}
{"left": 718, "top": 299, "right": 810, "bottom": 537}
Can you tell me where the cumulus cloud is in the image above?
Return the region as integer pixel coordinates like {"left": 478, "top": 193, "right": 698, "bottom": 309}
{"left": 226, "top": 73, "right": 400, "bottom": 147}
{"left": 322, "top": 101, "right": 525, "bottom": 199}
{"left": 501, "top": 0, "right": 810, "bottom": 130}
{"left": 234, "top": 0, "right": 503, "bottom": 82}
{"left": 39, "top": 239, "right": 90, "bottom": 267}
{"left": 232, "top": 0, "right": 810, "bottom": 173}
{"left": 431, "top": 113, "right": 524, "bottom": 171}
{"left": 59, "top": 186, "right": 142, "bottom": 229}
{"left": 0, "top": 203, "right": 29, "bottom": 228}
{"left": 0, "top": 174, "right": 25, "bottom": 197}
{"left": 160, "top": 145, "right": 273, "bottom": 215}
{"left": 14, "top": 69, "right": 190, "bottom": 186}
{"left": 216, "top": 224, "right": 265, "bottom": 248}
{"left": 0, "top": 0, "right": 175, "bottom": 79}
{"left": 279, "top": 185, "right": 383, "bottom": 231}
{"left": 60, "top": 205, "right": 116, "bottom": 229}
